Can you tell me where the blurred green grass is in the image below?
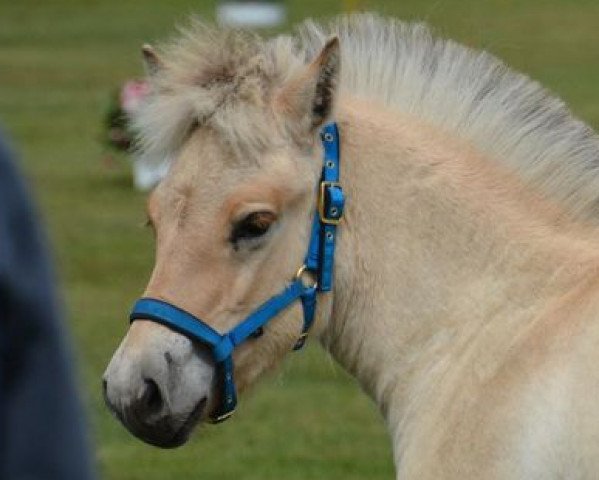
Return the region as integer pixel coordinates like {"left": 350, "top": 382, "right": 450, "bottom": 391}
{"left": 2, "top": 1, "right": 599, "bottom": 479}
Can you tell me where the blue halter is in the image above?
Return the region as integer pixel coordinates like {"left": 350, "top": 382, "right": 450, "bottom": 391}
{"left": 129, "top": 123, "right": 344, "bottom": 423}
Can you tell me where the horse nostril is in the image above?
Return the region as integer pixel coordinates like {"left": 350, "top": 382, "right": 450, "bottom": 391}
{"left": 142, "top": 378, "right": 164, "bottom": 413}
{"left": 102, "top": 378, "right": 108, "bottom": 398}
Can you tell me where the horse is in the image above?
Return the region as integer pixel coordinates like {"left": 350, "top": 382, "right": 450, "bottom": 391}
{"left": 103, "top": 14, "right": 599, "bottom": 478}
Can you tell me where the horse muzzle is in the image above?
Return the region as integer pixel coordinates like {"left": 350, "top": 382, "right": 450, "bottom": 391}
{"left": 102, "top": 320, "right": 216, "bottom": 448}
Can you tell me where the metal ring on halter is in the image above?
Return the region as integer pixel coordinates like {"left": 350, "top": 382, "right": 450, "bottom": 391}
{"left": 295, "top": 265, "right": 318, "bottom": 289}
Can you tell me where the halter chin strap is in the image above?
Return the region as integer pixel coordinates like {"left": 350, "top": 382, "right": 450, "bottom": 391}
{"left": 129, "top": 122, "right": 344, "bottom": 423}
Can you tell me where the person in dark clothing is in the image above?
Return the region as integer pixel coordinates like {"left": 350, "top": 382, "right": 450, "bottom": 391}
{"left": 0, "top": 132, "right": 95, "bottom": 480}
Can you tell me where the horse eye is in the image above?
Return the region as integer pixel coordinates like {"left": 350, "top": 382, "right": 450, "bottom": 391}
{"left": 231, "top": 211, "right": 276, "bottom": 244}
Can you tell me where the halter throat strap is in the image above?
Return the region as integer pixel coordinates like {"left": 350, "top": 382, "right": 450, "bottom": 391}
{"left": 129, "top": 122, "right": 344, "bottom": 423}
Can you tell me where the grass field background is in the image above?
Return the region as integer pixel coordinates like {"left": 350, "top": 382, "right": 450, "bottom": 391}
{"left": 2, "top": 1, "right": 599, "bottom": 479}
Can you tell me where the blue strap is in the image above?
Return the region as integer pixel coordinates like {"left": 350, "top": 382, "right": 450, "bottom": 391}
{"left": 130, "top": 280, "right": 306, "bottom": 359}
{"left": 319, "top": 223, "right": 336, "bottom": 291}
{"left": 310, "top": 123, "right": 344, "bottom": 292}
{"left": 130, "top": 299, "right": 223, "bottom": 347}
{"left": 304, "top": 213, "right": 321, "bottom": 271}
{"left": 214, "top": 356, "right": 236, "bottom": 422}
{"left": 293, "top": 286, "right": 317, "bottom": 350}
{"left": 322, "top": 123, "right": 340, "bottom": 181}
{"left": 228, "top": 279, "right": 306, "bottom": 349}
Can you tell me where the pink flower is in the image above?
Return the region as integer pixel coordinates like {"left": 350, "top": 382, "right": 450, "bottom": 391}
{"left": 120, "top": 80, "right": 151, "bottom": 114}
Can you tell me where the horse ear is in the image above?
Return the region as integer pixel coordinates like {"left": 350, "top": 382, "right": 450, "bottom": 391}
{"left": 142, "top": 44, "right": 163, "bottom": 76}
{"left": 276, "top": 37, "right": 340, "bottom": 131}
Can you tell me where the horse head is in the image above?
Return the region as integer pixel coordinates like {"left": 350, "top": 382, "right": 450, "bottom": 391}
{"left": 103, "top": 26, "right": 340, "bottom": 447}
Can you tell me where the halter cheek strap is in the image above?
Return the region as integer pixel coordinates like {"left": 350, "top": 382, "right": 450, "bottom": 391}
{"left": 129, "top": 122, "right": 344, "bottom": 423}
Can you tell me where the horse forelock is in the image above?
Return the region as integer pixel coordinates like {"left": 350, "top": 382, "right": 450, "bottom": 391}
{"left": 133, "top": 21, "right": 305, "bottom": 166}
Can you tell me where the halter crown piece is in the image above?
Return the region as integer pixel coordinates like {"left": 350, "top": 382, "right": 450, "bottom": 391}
{"left": 129, "top": 123, "right": 345, "bottom": 423}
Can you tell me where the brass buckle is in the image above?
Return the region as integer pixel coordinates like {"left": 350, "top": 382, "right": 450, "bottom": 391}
{"left": 318, "top": 181, "right": 342, "bottom": 225}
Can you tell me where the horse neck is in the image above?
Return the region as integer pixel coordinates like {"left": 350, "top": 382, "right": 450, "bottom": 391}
{"left": 319, "top": 96, "right": 599, "bottom": 456}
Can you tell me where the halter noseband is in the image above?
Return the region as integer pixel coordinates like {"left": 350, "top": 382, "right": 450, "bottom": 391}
{"left": 129, "top": 123, "right": 344, "bottom": 423}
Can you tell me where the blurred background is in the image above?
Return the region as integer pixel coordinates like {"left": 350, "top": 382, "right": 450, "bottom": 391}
{"left": 2, "top": 1, "right": 599, "bottom": 479}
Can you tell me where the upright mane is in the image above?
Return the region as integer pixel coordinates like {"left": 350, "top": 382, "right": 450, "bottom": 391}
{"left": 136, "top": 14, "right": 599, "bottom": 223}
{"left": 297, "top": 14, "right": 599, "bottom": 223}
